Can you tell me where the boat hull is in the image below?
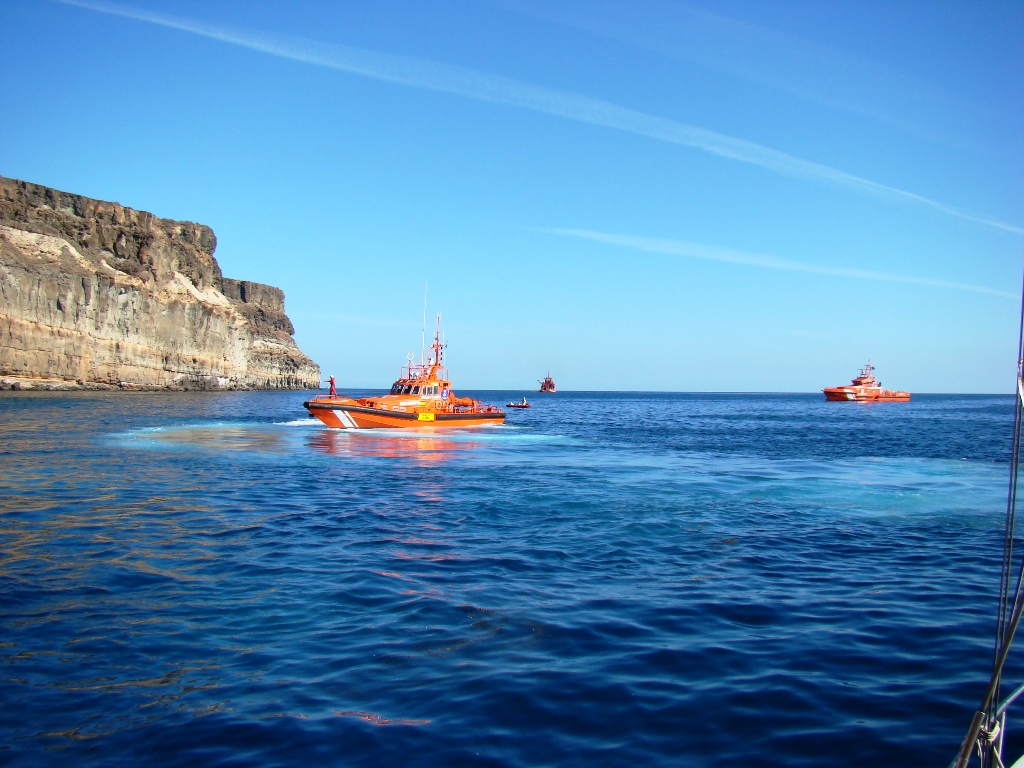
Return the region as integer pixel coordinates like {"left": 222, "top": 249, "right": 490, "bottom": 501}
{"left": 823, "top": 387, "right": 910, "bottom": 402}
{"left": 305, "top": 401, "right": 506, "bottom": 429}
{"left": 823, "top": 388, "right": 857, "bottom": 401}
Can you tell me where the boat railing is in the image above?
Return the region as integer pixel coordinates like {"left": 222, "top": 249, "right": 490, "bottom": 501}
{"left": 997, "top": 682, "right": 1024, "bottom": 720}
{"left": 947, "top": 681, "right": 1024, "bottom": 767}
{"left": 307, "top": 392, "right": 504, "bottom": 415}
{"left": 450, "top": 402, "right": 504, "bottom": 414}
{"left": 981, "top": 679, "right": 1024, "bottom": 765}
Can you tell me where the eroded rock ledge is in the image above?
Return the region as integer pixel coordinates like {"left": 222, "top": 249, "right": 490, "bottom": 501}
{"left": 0, "top": 176, "right": 320, "bottom": 389}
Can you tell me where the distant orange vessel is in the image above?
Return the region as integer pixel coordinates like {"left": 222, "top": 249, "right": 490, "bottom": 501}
{"left": 823, "top": 362, "right": 910, "bottom": 402}
{"left": 303, "top": 318, "right": 505, "bottom": 428}
{"left": 539, "top": 373, "right": 556, "bottom": 393}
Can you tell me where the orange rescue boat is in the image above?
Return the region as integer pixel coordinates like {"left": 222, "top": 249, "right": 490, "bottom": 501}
{"left": 304, "top": 317, "right": 505, "bottom": 429}
{"left": 539, "top": 373, "right": 556, "bottom": 393}
{"left": 823, "top": 362, "right": 910, "bottom": 402}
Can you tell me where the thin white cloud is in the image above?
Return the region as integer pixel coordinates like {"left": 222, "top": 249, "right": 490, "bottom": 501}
{"left": 57, "top": 0, "right": 1023, "bottom": 235}
{"left": 545, "top": 228, "right": 1018, "bottom": 299}
{"left": 495, "top": 0, "right": 969, "bottom": 149}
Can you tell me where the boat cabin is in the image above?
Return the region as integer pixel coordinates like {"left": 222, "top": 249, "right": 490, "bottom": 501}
{"left": 388, "top": 381, "right": 446, "bottom": 397}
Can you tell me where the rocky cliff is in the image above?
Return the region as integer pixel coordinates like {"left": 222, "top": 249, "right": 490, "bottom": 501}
{"left": 0, "top": 176, "right": 320, "bottom": 389}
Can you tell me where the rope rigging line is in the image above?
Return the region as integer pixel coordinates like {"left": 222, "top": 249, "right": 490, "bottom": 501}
{"left": 954, "top": 263, "right": 1024, "bottom": 768}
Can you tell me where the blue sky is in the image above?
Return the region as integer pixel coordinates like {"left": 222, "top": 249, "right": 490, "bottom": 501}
{"left": 2, "top": 0, "right": 1022, "bottom": 392}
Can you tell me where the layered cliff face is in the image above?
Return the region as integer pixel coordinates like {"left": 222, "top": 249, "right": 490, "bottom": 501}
{"left": 0, "top": 176, "right": 320, "bottom": 389}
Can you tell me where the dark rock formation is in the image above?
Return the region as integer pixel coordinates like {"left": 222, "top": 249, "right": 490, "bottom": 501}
{"left": 0, "top": 176, "right": 320, "bottom": 389}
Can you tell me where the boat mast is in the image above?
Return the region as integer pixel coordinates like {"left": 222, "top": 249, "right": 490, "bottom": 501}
{"left": 431, "top": 314, "right": 444, "bottom": 369}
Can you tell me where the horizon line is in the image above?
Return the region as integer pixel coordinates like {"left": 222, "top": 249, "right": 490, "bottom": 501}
{"left": 326, "top": 386, "right": 1013, "bottom": 397}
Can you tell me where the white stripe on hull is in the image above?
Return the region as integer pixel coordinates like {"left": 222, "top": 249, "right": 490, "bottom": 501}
{"left": 337, "top": 409, "right": 359, "bottom": 429}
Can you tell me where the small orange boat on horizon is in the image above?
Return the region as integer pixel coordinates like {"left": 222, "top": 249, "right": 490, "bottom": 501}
{"left": 539, "top": 373, "right": 556, "bottom": 393}
{"left": 304, "top": 317, "right": 505, "bottom": 429}
{"left": 823, "top": 362, "right": 910, "bottom": 402}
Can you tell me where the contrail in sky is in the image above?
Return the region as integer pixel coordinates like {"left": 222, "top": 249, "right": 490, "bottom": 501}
{"left": 57, "top": 0, "right": 1022, "bottom": 235}
{"left": 546, "top": 228, "right": 1018, "bottom": 299}
{"left": 496, "top": 0, "right": 968, "bottom": 150}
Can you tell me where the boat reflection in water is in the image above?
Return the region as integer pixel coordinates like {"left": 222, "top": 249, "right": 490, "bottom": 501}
{"left": 308, "top": 428, "right": 482, "bottom": 463}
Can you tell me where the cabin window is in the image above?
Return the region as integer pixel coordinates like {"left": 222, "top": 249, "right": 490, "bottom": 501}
{"left": 412, "top": 385, "right": 420, "bottom": 395}
{"left": 430, "top": 386, "right": 437, "bottom": 395}
{"left": 391, "top": 384, "right": 400, "bottom": 394}
{"left": 402, "top": 385, "right": 411, "bottom": 395}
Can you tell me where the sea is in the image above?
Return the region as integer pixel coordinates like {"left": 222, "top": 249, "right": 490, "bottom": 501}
{"left": 1, "top": 390, "right": 1021, "bottom": 767}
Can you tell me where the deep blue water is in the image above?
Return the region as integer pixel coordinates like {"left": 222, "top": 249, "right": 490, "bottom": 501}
{"left": 0, "top": 390, "right": 1020, "bottom": 767}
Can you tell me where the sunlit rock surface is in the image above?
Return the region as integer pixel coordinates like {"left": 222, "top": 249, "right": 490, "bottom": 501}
{"left": 0, "top": 176, "right": 320, "bottom": 389}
